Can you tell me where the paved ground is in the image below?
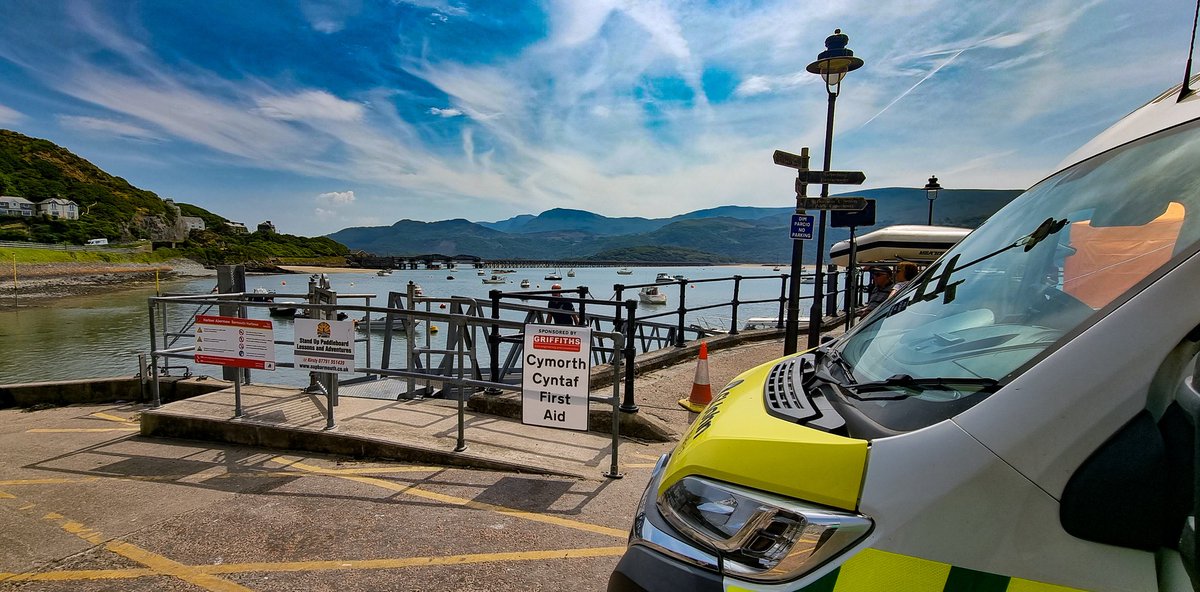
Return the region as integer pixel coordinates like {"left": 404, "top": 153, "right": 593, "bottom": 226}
{"left": 0, "top": 339, "right": 794, "bottom": 591}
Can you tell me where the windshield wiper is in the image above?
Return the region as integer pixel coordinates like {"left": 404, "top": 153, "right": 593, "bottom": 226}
{"left": 840, "top": 374, "right": 1000, "bottom": 401}
{"left": 815, "top": 346, "right": 856, "bottom": 385}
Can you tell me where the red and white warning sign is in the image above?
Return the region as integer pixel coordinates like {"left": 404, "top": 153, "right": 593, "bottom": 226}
{"left": 194, "top": 315, "right": 276, "bottom": 370}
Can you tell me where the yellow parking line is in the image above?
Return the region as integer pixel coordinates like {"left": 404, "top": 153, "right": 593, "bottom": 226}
{"left": 273, "top": 457, "right": 627, "bottom": 539}
{"left": 0, "top": 547, "right": 625, "bottom": 582}
{"left": 202, "top": 546, "right": 626, "bottom": 574}
{"left": 40, "top": 510, "right": 254, "bottom": 592}
{"left": 0, "top": 490, "right": 13, "bottom": 499}
{"left": 26, "top": 428, "right": 140, "bottom": 433}
{"left": 90, "top": 412, "right": 137, "bottom": 424}
{"left": 0, "top": 568, "right": 157, "bottom": 582}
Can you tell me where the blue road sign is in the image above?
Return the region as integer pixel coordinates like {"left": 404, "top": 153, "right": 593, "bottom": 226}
{"left": 790, "top": 214, "right": 814, "bottom": 240}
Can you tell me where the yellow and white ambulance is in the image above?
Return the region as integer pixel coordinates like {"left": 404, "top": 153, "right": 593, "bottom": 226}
{"left": 610, "top": 78, "right": 1200, "bottom": 591}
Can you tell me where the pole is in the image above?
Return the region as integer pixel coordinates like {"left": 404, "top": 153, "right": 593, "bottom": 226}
{"left": 807, "top": 91, "right": 837, "bottom": 349}
{"left": 148, "top": 300, "right": 161, "bottom": 407}
{"left": 846, "top": 226, "right": 859, "bottom": 328}
{"left": 455, "top": 318, "right": 467, "bottom": 452}
{"left": 927, "top": 199, "right": 934, "bottom": 226}
{"left": 11, "top": 253, "right": 16, "bottom": 306}
{"left": 234, "top": 367, "right": 243, "bottom": 418}
{"left": 620, "top": 300, "right": 638, "bottom": 413}
{"left": 604, "top": 333, "right": 624, "bottom": 479}
{"left": 784, "top": 147, "right": 810, "bottom": 355}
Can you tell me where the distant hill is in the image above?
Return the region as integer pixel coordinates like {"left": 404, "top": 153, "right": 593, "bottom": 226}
{"left": 0, "top": 129, "right": 346, "bottom": 265}
{"left": 329, "top": 187, "right": 1024, "bottom": 263}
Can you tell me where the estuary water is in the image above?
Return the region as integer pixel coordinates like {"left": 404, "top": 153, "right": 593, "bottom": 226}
{"left": 0, "top": 265, "right": 811, "bottom": 386}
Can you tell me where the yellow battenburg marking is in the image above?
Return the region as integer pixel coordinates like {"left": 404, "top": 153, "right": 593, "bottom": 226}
{"left": 274, "top": 456, "right": 627, "bottom": 538}
{"left": 90, "top": 412, "right": 136, "bottom": 423}
{"left": 833, "top": 549, "right": 952, "bottom": 592}
{"left": 1008, "top": 578, "right": 1088, "bottom": 591}
{"left": 200, "top": 546, "right": 626, "bottom": 574}
{"left": 26, "top": 428, "right": 139, "bottom": 433}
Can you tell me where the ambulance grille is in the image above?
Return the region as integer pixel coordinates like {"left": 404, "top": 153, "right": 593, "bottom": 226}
{"left": 763, "top": 359, "right": 820, "bottom": 423}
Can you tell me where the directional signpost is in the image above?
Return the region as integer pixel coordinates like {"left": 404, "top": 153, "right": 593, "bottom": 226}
{"left": 798, "top": 170, "right": 866, "bottom": 185}
{"left": 800, "top": 197, "right": 867, "bottom": 211}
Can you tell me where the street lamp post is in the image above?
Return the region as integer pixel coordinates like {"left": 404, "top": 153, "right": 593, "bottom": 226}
{"left": 924, "top": 175, "right": 941, "bottom": 225}
{"left": 805, "top": 29, "right": 863, "bottom": 349}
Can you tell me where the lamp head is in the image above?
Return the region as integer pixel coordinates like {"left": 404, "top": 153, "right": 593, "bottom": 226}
{"left": 924, "top": 175, "right": 941, "bottom": 201}
{"left": 806, "top": 29, "right": 864, "bottom": 90}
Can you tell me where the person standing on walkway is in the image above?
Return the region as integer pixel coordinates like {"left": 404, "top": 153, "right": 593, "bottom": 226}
{"left": 547, "top": 284, "right": 578, "bottom": 324}
{"left": 858, "top": 267, "right": 894, "bottom": 318}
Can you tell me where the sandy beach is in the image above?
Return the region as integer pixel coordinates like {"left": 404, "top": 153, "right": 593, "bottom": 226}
{"left": 6, "top": 259, "right": 216, "bottom": 304}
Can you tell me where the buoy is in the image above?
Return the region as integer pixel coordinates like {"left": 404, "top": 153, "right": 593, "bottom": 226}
{"left": 430, "top": 325, "right": 439, "bottom": 333}
{"left": 439, "top": 303, "right": 446, "bottom": 309}
{"left": 281, "top": 280, "right": 286, "bottom": 285}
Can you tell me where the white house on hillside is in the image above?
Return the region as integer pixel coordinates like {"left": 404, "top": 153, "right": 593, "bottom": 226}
{"left": 36, "top": 198, "right": 79, "bottom": 220}
{"left": 181, "top": 216, "right": 206, "bottom": 231}
{"left": 0, "top": 196, "right": 35, "bottom": 217}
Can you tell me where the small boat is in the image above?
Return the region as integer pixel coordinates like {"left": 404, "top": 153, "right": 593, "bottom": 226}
{"left": 405, "top": 281, "right": 424, "bottom": 296}
{"left": 655, "top": 272, "right": 673, "bottom": 283}
{"left": 616, "top": 268, "right": 633, "bottom": 275}
{"left": 773, "top": 266, "right": 781, "bottom": 272}
{"left": 567, "top": 269, "right": 576, "bottom": 277}
{"left": 356, "top": 314, "right": 408, "bottom": 331}
{"left": 639, "top": 286, "right": 667, "bottom": 305}
{"left": 544, "top": 272, "right": 562, "bottom": 281}
{"left": 268, "top": 303, "right": 299, "bottom": 318}
{"left": 520, "top": 279, "right": 531, "bottom": 288}
{"left": 829, "top": 224, "right": 971, "bottom": 266}
{"left": 446, "top": 275, "right": 455, "bottom": 280}
{"left": 248, "top": 286, "right": 275, "bottom": 302}
{"left": 376, "top": 269, "right": 393, "bottom": 277}
{"left": 477, "top": 269, "right": 486, "bottom": 276}
{"left": 482, "top": 275, "right": 507, "bottom": 285}
{"left": 673, "top": 274, "right": 688, "bottom": 282}
{"left": 295, "top": 310, "right": 350, "bottom": 321}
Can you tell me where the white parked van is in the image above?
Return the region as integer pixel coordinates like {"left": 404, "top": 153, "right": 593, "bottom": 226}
{"left": 610, "top": 78, "right": 1200, "bottom": 591}
{"left": 85, "top": 238, "right": 108, "bottom": 246}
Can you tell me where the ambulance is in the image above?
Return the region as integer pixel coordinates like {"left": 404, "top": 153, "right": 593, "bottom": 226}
{"left": 609, "top": 77, "right": 1200, "bottom": 591}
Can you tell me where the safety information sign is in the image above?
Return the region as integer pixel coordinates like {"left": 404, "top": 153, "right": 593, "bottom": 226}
{"left": 522, "top": 324, "right": 591, "bottom": 431}
{"left": 294, "top": 318, "right": 356, "bottom": 373}
{"left": 194, "top": 315, "right": 276, "bottom": 370}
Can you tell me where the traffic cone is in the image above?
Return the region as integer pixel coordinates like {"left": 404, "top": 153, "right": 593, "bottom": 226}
{"left": 679, "top": 341, "right": 713, "bottom": 412}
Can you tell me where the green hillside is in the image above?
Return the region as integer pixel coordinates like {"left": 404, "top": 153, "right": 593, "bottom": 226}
{"left": 0, "top": 129, "right": 347, "bottom": 266}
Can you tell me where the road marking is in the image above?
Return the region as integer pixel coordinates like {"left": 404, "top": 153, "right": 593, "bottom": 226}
{"left": 90, "top": 412, "right": 137, "bottom": 423}
{"left": 0, "top": 547, "right": 625, "bottom": 582}
{"left": 631, "top": 452, "right": 661, "bottom": 460}
{"left": 201, "top": 546, "right": 626, "bottom": 574}
{"left": 0, "top": 467, "right": 439, "bottom": 488}
{"left": 273, "top": 456, "right": 628, "bottom": 538}
{"left": 26, "top": 428, "right": 140, "bottom": 433}
{"left": 37, "top": 509, "right": 254, "bottom": 592}
{"left": 0, "top": 490, "right": 13, "bottom": 499}
{"left": 622, "top": 463, "right": 656, "bottom": 468}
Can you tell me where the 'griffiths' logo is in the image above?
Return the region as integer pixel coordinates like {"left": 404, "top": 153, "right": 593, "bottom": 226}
{"left": 533, "top": 334, "right": 581, "bottom": 352}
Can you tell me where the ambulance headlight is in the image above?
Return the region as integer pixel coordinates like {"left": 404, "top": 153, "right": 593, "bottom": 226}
{"left": 658, "top": 476, "right": 872, "bottom": 582}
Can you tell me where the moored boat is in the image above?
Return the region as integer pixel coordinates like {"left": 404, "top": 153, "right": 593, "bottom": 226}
{"left": 830, "top": 224, "right": 971, "bottom": 266}
{"left": 616, "top": 268, "right": 632, "bottom": 275}
{"left": 520, "top": 279, "right": 531, "bottom": 288}
{"left": 655, "top": 272, "right": 673, "bottom": 283}
{"left": 482, "top": 275, "right": 507, "bottom": 284}
{"left": 376, "top": 269, "right": 392, "bottom": 276}
{"left": 639, "top": 286, "right": 667, "bottom": 305}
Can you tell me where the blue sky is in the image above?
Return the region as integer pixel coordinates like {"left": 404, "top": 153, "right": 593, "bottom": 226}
{"left": 0, "top": 1, "right": 1194, "bottom": 236}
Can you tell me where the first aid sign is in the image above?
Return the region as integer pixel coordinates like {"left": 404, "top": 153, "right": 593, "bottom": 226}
{"left": 522, "top": 324, "right": 591, "bottom": 431}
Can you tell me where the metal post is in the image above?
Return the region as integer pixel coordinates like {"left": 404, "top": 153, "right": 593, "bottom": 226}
{"left": 845, "top": 226, "right": 859, "bottom": 327}
{"left": 808, "top": 91, "right": 838, "bottom": 349}
{"left": 576, "top": 286, "right": 587, "bottom": 327}
{"left": 148, "top": 300, "right": 161, "bottom": 407}
{"left": 488, "top": 290, "right": 501, "bottom": 387}
{"left": 776, "top": 274, "right": 787, "bottom": 329}
{"left": 455, "top": 318, "right": 467, "bottom": 452}
{"left": 825, "top": 265, "right": 838, "bottom": 317}
{"left": 674, "top": 280, "right": 687, "bottom": 347}
{"left": 785, "top": 148, "right": 811, "bottom": 354}
{"left": 233, "top": 367, "right": 243, "bottom": 418}
{"left": 604, "top": 333, "right": 624, "bottom": 480}
{"left": 729, "top": 275, "right": 742, "bottom": 335}
{"left": 620, "top": 300, "right": 638, "bottom": 413}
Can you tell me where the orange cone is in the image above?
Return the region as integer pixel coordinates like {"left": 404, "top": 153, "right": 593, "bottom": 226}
{"left": 679, "top": 342, "right": 713, "bottom": 412}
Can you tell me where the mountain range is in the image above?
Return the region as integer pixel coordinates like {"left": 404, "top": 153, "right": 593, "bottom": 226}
{"left": 328, "top": 188, "right": 1024, "bottom": 263}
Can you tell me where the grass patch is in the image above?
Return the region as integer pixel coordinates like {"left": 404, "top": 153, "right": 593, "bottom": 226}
{"left": 0, "top": 246, "right": 189, "bottom": 265}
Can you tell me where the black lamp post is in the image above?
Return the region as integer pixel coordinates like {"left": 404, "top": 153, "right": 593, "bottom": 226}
{"left": 924, "top": 175, "right": 941, "bottom": 225}
{"left": 805, "top": 29, "right": 863, "bottom": 348}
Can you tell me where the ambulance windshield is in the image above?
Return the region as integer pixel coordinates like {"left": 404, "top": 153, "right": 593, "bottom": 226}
{"left": 836, "top": 118, "right": 1200, "bottom": 431}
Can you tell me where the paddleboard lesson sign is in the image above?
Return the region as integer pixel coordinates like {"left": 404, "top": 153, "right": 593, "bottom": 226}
{"left": 522, "top": 324, "right": 591, "bottom": 431}
{"left": 293, "top": 318, "right": 356, "bottom": 373}
{"left": 194, "top": 315, "right": 276, "bottom": 370}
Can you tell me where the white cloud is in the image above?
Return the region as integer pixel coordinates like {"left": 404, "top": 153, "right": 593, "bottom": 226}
{"left": 317, "top": 190, "right": 356, "bottom": 205}
{"left": 0, "top": 103, "right": 22, "bottom": 124}
{"left": 256, "top": 91, "right": 365, "bottom": 122}
{"left": 57, "top": 115, "right": 162, "bottom": 141}
{"left": 428, "top": 107, "right": 463, "bottom": 117}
